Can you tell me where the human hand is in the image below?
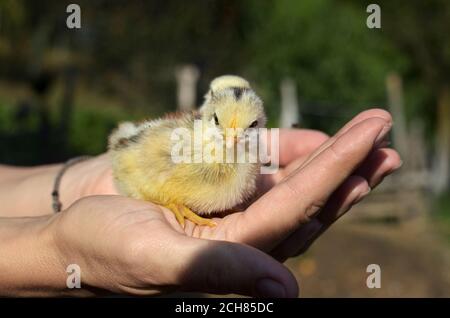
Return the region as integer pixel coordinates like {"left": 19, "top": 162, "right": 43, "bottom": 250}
{"left": 244, "top": 108, "right": 402, "bottom": 260}
{"left": 70, "top": 108, "right": 401, "bottom": 261}
{"left": 51, "top": 108, "right": 400, "bottom": 297}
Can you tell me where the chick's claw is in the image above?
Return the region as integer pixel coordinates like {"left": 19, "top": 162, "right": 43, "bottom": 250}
{"left": 181, "top": 205, "right": 217, "bottom": 227}
{"left": 164, "top": 203, "right": 216, "bottom": 228}
{"left": 166, "top": 203, "right": 185, "bottom": 227}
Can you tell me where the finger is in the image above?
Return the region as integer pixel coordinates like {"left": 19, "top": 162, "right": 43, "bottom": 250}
{"left": 272, "top": 176, "right": 370, "bottom": 261}
{"left": 297, "top": 148, "right": 401, "bottom": 226}
{"left": 309, "top": 148, "right": 400, "bottom": 226}
{"left": 257, "top": 139, "right": 399, "bottom": 198}
{"left": 271, "top": 219, "right": 322, "bottom": 263}
{"left": 171, "top": 235, "right": 299, "bottom": 298}
{"left": 355, "top": 148, "right": 402, "bottom": 188}
{"left": 258, "top": 109, "right": 391, "bottom": 195}
{"left": 334, "top": 108, "right": 392, "bottom": 139}
{"left": 271, "top": 129, "right": 329, "bottom": 166}
{"left": 270, "top": 175, "right": 369, "bottom": 262}
{"left": 257, "top": 153, "right": 311, "bottom": 195}
{"left": 296, "top": 108, "right": 392, "bottom": 170}
{"left": 271, "top": 148, "right": 402, "bottom": 260}
{"left": 233, "top": 117, "right": 391, "bottom": 251}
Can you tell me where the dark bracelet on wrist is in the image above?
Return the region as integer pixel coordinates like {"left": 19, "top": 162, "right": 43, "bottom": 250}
{"left": 52, "top": 156, "right": 92, "bottom": 213}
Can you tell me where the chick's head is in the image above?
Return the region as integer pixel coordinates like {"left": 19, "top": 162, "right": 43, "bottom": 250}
{"left": 201, "top": 75, "right": 266, "bottom": 145}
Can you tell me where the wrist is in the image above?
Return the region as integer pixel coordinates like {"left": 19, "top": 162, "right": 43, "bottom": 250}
{"left": 0, "top": 154, "right": 116, "bottom": 217}
{"left": 0, "top": 164, "right": 62, "bottom": 217}
{"left": 59, "top": 153, "right": 117, "bottom": 211}
{"left": 0, "top": 215, "right": 92, "bottom": 296}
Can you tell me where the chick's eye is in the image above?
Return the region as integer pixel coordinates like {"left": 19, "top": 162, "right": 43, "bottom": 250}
{"left": 214, "top": 113, "right": 219, "bottom": 125}
{"left": 249, "top": 120, "right": 258, "bottom": 128}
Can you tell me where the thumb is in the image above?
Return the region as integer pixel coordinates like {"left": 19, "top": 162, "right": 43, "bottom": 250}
{"left": 171, "top": 236, "right": 299, "bottom": 298}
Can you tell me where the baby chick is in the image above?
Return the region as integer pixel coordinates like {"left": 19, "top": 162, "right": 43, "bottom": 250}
{"left": 108, "top": 75, "right": 266, "bottom": 227}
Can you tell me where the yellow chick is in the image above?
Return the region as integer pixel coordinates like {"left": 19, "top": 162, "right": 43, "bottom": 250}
{"left": 108, "top": 75, "right": 266, "bottom": 227}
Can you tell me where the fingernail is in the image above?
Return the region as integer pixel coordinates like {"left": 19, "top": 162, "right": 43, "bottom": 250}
{"left": 255, "top": 278, "right": 286, "bottom": 298}
{"left": 354, "top": 187, "right": 371, "bottom": 204}
{"left": 394, "top": 160, "right": 403, "bottom": 170}
{"left": 375, "top": 140, "right": 391, "bottom": 148}
{"left": 383, "top": 160, "right": 404, "bottom": 178}
{"left": 374, "top": 123, "right": 392, "bottom": 147}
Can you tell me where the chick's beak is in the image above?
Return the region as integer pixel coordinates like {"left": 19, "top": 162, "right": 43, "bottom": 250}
{"left": 225, "top": 115, "right": 239, "bottom": 148}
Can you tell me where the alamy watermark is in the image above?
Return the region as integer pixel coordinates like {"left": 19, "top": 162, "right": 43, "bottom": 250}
{"left": 66, "top": 4, "right": 81, "bottom": 29}
{"left": 66, "top": 264, "right": 81, "bottom": 289}
{"left": 366, "top": 4, "right": 381, "bottom": 29}
{"left": 65, "top": 3, "right": 381, "bottom": 30}
{"left": 170, "top": 120, "right": 279, "bottom": 174}
{"left": 366, "top": 264, "right": 381, "bottom": 289}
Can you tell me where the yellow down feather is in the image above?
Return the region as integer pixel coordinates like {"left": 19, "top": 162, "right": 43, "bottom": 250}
{"left": 109, "top": 75, "right": 266, "bottom": 215}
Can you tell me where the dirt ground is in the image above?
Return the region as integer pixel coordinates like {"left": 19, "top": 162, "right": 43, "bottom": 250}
{"left": 286, "top": 212, "right": 450, "bottom": 297}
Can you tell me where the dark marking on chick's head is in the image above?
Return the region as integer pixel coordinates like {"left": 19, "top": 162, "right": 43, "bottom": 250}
{"left": 113, "top": 132, "right": 143, "bottom": 150}
{"left": 233, "top": 87, "right": 244, "bottom": 100}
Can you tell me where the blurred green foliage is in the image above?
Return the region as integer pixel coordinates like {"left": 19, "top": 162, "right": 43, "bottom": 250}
{"left": 0, "top": 0, "right": 449, "bottom": 164}
{"left": 0, "top": 93, "right": 144, "bottom": 163}
{"left": 244, "top": 0, "right": 405, "bottom": 132}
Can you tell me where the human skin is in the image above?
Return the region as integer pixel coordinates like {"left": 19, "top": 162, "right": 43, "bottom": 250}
{"left": 0, "top": 109, "right": 401, "bottom": 297}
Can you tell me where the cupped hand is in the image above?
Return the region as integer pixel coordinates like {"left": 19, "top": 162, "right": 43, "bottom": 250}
{"left": 57, "top": 108, "right": 401, "bottom": 297}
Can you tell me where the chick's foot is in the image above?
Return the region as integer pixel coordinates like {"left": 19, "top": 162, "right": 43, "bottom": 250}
{"left": 164, "top": 203, "right": 216, "bottom": 228}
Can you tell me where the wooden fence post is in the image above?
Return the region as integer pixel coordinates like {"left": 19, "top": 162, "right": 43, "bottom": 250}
{"left": 279, "top": 78, "right": 300, "bottom": 128}
{"left": 386, "top": 73, "right": 409, "bottom": 161}
{"left": 175, "top": 65, "right": 200, "bottom": 111}
{"left": 431, "top": 87, "right": 450, "bottom": 194}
